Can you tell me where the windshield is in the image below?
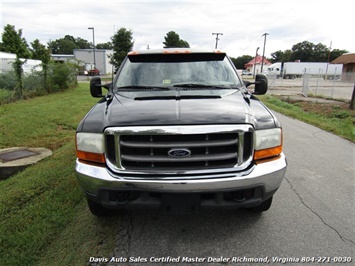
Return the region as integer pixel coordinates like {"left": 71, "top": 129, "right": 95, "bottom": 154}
{"left": 114, "top": 56, "right": 242, "bottom": 89}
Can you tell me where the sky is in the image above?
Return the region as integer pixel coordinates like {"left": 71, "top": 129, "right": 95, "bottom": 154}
{"left": 1, "top": 0, "right": 354, "bottom": 58}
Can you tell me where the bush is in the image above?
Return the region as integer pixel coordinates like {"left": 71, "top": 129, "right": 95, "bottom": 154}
{"left": 0, "top": 61, "right": 78, "bottom": 103}
{"left": 23, "top": 70, "right": 45, "bottom": 92}
{"left": 47, "top": 61, "right": 78, "bottom": 92}
{"left": 0, "top": 71, "right": 17, "bottom": 90}
{"left": 331, "top": 110, "right": 351, "bottom": 119}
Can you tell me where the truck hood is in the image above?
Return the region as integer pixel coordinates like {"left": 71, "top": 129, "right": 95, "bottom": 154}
{"left": 78, "top": 89, "right": 277, "bottom": 132}
{"left": 105, "top": 89, "right": 253, "bottom": 126}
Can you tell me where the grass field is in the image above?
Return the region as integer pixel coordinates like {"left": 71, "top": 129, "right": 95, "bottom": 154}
{"left": 0, "top": 83, "right": 119, "bottom": 266}
{"left": 1, "top": 84, "right": 353, "bottom": 265}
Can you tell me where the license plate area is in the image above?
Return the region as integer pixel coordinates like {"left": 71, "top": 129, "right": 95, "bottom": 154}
{"left": 161, "top": 194, "right": 201, "bottom": 213}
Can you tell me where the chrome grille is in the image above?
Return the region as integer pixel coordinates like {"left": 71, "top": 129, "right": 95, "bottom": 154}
{"left": 105, "top": 125, "right": 254, "bottom": 174}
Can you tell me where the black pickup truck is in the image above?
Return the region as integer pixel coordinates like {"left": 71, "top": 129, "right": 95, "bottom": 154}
{"left": 75, "top": 49, "right": 287, "bottom": 216}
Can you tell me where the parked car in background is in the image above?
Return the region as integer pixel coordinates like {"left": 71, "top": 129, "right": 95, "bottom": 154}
{"left": 242, "top": 70, "right": 252, "bottom": 76}
{"left": 87, "top": 68, "right": 100, "bottom": 76}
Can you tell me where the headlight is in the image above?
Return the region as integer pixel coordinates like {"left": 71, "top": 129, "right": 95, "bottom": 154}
{"left": 254, "top": 128, "right": 282, "bottom": 161}
{"left": 76, "top": 132, "right": 105, "bottom": 164}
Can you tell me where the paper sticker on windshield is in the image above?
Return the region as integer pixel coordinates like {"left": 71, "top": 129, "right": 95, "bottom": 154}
{"left": 162, "top": 79, "right": 171, "bottom": 84}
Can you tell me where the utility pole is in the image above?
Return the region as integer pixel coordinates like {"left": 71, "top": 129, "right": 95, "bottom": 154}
{"left": 88, "top": 27, "right": 96, "bottom": 70}
{"left": 212, "top": 32, "right": 223, "bottom": 49}
{"left": 261, "top": 33, "right": 269, "bottom": 73}
{"left": 254, "top": 47, "right": 260, "bottom": 78}
{"left": 325, "top": 41, "right": 332, "bottom": 80}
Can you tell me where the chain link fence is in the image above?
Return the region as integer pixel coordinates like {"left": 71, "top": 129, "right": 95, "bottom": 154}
{"left": 267, "top": 72, "right": 354, "bottom": 101}
{"left": 0, "top": 62, "right": 78, "bottom": 103}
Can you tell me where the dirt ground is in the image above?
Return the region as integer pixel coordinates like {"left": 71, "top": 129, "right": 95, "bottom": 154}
{"left": 279, "top": 95, "right": 355, "bottom": 121}
{"left": 266, "top": 77, "right": 354, "bottom": 101}
{"left": 260, "top": 76, "right": 355, "bottom": 120}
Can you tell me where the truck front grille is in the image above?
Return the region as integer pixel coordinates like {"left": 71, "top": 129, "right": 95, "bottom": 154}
{"left": 105, "top": 125, "right": 254, "bottom": 174}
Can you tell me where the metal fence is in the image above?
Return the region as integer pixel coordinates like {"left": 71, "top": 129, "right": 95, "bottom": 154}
{"left": 267, "top": 73, "right": 354, "bottom": 101}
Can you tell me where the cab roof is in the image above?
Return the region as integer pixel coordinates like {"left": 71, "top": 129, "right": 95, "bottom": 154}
{"left": 127, "top": 48, "right": 227, "bottom": 62}
{"left": 128, "top": 48, "right": 226, "bottom": 55}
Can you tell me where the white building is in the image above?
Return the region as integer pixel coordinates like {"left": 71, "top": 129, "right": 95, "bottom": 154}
{"left": 0, "top": 52, "right": 16, "bottom": 73}
{"left": 51, "top": 54, "right": 75, "bottom": 62}
{"left": 73, "top": 49, "right": 113, "bottom": 75}
{"left": 0, "top": 52, "right": 42, "bottom": 74}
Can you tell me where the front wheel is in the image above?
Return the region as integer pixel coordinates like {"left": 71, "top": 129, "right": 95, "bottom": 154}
{"left": 248, "top": 196, "right": 273, "bottom": 212}
{"left": 87, "top": 197, "right": 113, "bottom": 216}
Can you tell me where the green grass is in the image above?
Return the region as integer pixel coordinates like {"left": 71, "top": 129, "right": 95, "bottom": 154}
{"left": 258, "top": 95, "right": 355, "bottom": 142}
{"left": 0, "top": 89, "right": 13, "bottom": 102}
{"left": 0, "top": 83, "right": 119, "bottom": 266}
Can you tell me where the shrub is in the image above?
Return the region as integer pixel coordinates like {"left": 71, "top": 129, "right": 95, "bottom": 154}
{"left": 47, "top": 61, "right": 78, "bottom": 92}
{"left": 0, "top": 71, "right": 17, "bottom": 90}
{"left": 0, "top": 61, "right": 78, "bottom": 103}
{"left": 331, "top": 110, "right": 351, "bottom": 119}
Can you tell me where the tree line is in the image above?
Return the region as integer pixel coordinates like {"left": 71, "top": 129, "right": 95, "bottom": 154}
{"left": 1, "top": 24, "right": 349, "bottom": 71}
{"left": 0, "top": 24, "right": 190, "bottom": 71}
{"left": 0, "top": 24, "right": 191, "bottom": 100}
{"left": 231, "top": 42, "right": 348, "bottom": 69}
{"left": 0, "top": 24, "right": 349, "bottom": 101}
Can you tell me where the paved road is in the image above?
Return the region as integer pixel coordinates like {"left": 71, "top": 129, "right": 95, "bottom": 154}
{"left": 104, "top": 112, "right": 354, "bottom": 266}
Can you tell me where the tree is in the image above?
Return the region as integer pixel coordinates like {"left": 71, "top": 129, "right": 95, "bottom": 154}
{"left": 290, "top": 41, "right": 315, "bottom": 62}
{"left": 0, "top": 24, "right": 31, "bottom": 99}
{"left": 75, "top": 37, "right": 92, "bottom": 50}
{"left": 96, "top": 42, "right": 113, "bottom": 49}
{"left": 330, "top": 49, "right": 349, "bottom": 62}
{"left": 48, "top": 35, "right": 91, "bottom": 54}
{"left": 312, "top": 43, "right": 329, "bottom": 61}
{"left": 230, "top": 55, "right": 253, "bottom": 69}
{"left": 163, "top": 31, "right": 190, "bottom": 48}
{"left": 289, "top": 41, "right": 349, "bottom": 62}
{"left": 270, "top": 49, "right": 292, "bottom": 63}
{"left": 31, "top": 39, "right": 51, "bottom": 92}
{"left": 269, "top": 42, "right": 348, "bottom": 63}
{"left": 0, "top": 24, "right": 31, "bottom": 58}
{"left": 110, "top": 28, "right": 134, "bottom": 69}
{"left": 31, "top": 39, "right": 51, "bottom": 62}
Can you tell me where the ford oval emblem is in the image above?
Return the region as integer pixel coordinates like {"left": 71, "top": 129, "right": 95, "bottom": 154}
{"left": 168, "top": 148, "right": 191, "bottom": 158}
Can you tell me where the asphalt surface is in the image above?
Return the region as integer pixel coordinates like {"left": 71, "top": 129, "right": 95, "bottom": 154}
{"left": 103, "top": 112, "right": 354, "bottom": 266}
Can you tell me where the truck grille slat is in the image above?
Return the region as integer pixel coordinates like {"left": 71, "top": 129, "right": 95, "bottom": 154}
{"left": 105, "top": 125, "right": 254, "bottom": 174}
{"left": 120, "top": 139, "right": 238, "bottom": 148}
{"left": 121, "top": 152, "right": 238, "bottom": 162}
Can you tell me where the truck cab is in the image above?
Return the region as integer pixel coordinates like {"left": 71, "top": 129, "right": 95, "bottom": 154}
{"left": 75, "top": 49, "right": 287, "bottom": 216}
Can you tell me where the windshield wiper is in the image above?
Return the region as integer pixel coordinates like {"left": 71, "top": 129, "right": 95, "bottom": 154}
{"left": 173, "top": 83, "right": 236, "bottom": 90}
{"left": 115, "top": 85, "right": 170, "bottom": 91}
{"left": 134, "top": 95, "right": 221, "bottom": 101}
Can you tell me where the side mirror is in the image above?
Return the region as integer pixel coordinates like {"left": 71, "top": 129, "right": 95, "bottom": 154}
{"left": 90, "top": 77, "right": 112, "bottom": 98}
{"left": 90, "top": 77, "right": 103, "bottom": 98}
{"left": 243, "top": 74, "right": 268, "bottom": 95}
{"left": 243, "top": 80, "right": 251, "bottom": 87}
{"left": 254, "top": 74, "right": 268, "bottom": 95}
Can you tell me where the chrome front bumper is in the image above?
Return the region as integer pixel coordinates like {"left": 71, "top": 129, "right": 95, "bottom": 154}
{"left": 75, "top": 153, "right": 287, "bottom": 196}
